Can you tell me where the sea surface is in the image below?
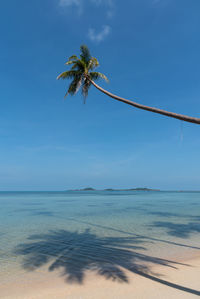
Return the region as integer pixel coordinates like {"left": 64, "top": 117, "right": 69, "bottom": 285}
{"left": 0, "top": 191, "right": 200, "bottom": 285}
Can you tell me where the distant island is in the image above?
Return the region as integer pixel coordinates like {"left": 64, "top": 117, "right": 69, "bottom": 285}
{"left": 68, "top": 187, "right": 160, "bottom": 192}
{"left": 104, "top": 188, "right": 160, "bottom": 191}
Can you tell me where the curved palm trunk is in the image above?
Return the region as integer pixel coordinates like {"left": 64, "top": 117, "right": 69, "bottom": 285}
{"left": 90, "top": 79, "right": 200, "bottom": 125}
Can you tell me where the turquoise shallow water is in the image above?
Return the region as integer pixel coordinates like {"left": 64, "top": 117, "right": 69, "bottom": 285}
{"left": 0, "top": 191, "right": 200, "bottom": 284}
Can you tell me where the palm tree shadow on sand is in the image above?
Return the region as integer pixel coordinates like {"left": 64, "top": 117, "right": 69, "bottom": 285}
{"left": 15, "top": 229, "right": 200, "bottom": 296}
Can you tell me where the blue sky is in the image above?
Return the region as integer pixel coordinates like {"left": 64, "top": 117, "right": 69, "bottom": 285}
{"left": 0, "top": 0, "right": 200, "bottom": 191}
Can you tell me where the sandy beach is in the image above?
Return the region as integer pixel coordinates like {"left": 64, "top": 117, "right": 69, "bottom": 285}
{"left": 1, "top": 255, "right": 200, "bottom": 299}
{"left": 1, "top": 191, "right": 200, "bottom": 299}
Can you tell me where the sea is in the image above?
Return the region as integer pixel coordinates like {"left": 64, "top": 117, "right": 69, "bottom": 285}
{"left": 0, "top": 191, "right": 200, "bottom": 285}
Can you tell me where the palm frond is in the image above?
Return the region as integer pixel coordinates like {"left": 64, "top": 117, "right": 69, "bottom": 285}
{"left": 68, "top": 55, "right": 78, "bottom": 61}
{"left": 90, "top": 72, "right": 109, "bottom": 82}
{"left": 58, "top": 45, "right": 108, "bottom": 100}
{"left": 65, "top": 60, "right": 77, "bottom": 65}
{"left": 65, "top": 55, "right": 78, "bottom": 64}
{"left": 65, "top": 75, "right": 83, "bottom": 98}
{"left": 57, "top": 70, "right": 81, "bottom": 80}
{"left": 71, "top": 60, "right": 86, "bottom": 71}
{"left": 75, "top": 77, "right": 83, "bottom": 94}
{"left": 88, "top": 57, "right": 99, "bottom": 70}
{"left": 82, "top": 79, "right": 91, "bottom": 101}
{"left": 80, "top": 45, "right": 91, "bottom": 65}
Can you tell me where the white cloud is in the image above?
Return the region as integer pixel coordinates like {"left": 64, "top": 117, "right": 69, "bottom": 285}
{"left": 59, "top": 0, "right": 82, "bottom": 14}
{"left": 90, "top": 0, "right": 115, "bottom": 18}
{"left": 58, "top": 0, "right": 114, "bottom": 42}
{"left": 106, "top": 0, "right": 115, "bottom": 18}
{"left": 59, "top": 0, "right": 115, "bottom": 17}
{"left": 88, "top": 25, "right": 111, "bottom": 43}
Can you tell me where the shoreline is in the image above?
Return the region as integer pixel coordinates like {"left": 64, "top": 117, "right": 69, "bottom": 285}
{"left": 1, "top": 254, "right": 200, "bottom": 299}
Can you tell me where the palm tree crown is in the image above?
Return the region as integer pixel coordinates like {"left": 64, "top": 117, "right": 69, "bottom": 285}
{"left": 57, "top": 45, "right": 108, "bottom": 100}
{"left": 57, "top": 45, "right": 200, "bottom": 125}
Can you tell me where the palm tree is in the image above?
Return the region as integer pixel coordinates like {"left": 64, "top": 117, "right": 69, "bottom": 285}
{"left": 57, "top": 45, "right": 200, "bottom": 125}
{"left": 57, "top": 45, "right": 108, "bottom": 102}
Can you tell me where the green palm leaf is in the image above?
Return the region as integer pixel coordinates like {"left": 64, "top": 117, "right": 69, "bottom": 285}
{"left": 57, "top": 45, "right": 108, "bottom": 102}
{"left": 80, "top": 45, "right": 91, "bottom": 64}
{"left": 65, "top": 76, "right": 82, "bottom": 98}
{"left": 90, "top": 72, "right": 109, "bottom": 82}
{"left": 82, "top": 79, "right": 91, "bottom": 100}
{"left": 68, "top": 55, "right": 78, "bottom": 61}
{"left": 56, "top": 70, "right": 80, "bottom": 80}
{"left": 88, "top": 57, "right": 99, "bottom": 70}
